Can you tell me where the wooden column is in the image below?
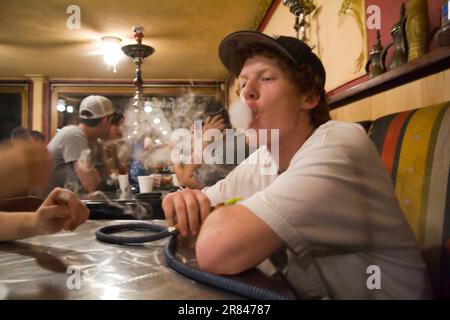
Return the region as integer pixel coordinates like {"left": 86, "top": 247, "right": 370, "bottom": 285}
{"left": 25, "top": 74, "right": 47, "bottom": 132}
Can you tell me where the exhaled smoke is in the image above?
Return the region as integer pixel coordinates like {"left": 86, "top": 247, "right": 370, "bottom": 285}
{"left": 64, "top": 90, "right": 225, "bottom": 199}
{"left": 122, "top": 90, "right": 225, "bottom": 172}
{"left": 62, "top": 148, "right": 93, "bottom": 195}
{"left": 77, "top": 148, "right": 95, "bottom": 170}
{"left": 229, "top": 99, "right": 252, "bottom": 130}
{"left": 142, "top": 144, "right": 172, "bottom": 170}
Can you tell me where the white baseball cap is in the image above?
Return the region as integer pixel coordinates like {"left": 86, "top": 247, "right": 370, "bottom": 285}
{"left": 79, "top": 95, "right": 114, "bottom": 119}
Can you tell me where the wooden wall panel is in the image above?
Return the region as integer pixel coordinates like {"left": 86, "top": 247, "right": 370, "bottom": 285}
{"left": 331, "top": 69, "right": 450, "bottom": 122}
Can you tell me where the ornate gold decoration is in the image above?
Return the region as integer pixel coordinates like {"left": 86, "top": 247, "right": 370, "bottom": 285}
{"left": 339, "top": 0, "right": 365, "bottom": 74}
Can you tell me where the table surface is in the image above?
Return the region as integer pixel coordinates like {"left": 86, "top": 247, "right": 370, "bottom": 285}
{"left": 0, "top": 220, "right": 294, "bottom": 300}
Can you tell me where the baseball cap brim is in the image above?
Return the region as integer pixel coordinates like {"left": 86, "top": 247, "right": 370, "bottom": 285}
{"left": 219, "top": 31, "right": 300, "bottom": 77}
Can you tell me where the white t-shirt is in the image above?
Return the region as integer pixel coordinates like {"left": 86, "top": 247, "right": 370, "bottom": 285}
{"left": 46, "top": 125, "right": 91, "bottom": 195}
{"left": 203, "top": 121, "right": 431, "bottom": 299}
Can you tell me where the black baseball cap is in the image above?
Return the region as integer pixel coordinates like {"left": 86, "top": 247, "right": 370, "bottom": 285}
{"left": 218, "top": 30, "right": 326, "bottom": 88}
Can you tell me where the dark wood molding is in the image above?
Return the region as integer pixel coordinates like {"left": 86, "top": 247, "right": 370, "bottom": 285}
{"left": 328, "top": 46, "right": 450, "bottom": 109}
{"left": 28, "top": 80, "right": 33, "bottom": 129}
{"left": 43, "top": 80, "right": 51, "bottom": 141}
{"left": 0, "top": 80, "right": 30, "bottom": 84}
{"left": 257, "top": 0, "right": 281, "bottom": 32}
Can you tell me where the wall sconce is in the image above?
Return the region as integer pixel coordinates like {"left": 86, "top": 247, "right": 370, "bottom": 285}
{"left": 101, "top": 36, "right": 123, "bottom": 73}
{"left": 56, "top": 99, "right": 66, "bottom": 112}
{"left": 56, "top": 99, "right": 74, "bottom": 113}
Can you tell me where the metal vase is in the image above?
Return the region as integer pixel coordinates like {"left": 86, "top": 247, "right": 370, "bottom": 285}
{"left": 405, "top": 0, "right": 430, "bottom": 61}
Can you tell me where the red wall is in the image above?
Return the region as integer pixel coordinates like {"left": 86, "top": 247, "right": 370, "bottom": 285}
{"left": 328, "top": 0, "right": 443, "bottom": 97}
{"left": 366, "top": 0, "right": 442, "bottom": 56}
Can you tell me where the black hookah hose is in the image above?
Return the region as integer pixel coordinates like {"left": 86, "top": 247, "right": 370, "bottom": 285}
{"left": 163, "top": 235, "right": 290, "bottom": 300}
{"left": 95, "top": 222, "right": 175, "bottom": 244}
{"left": 96, "top": 223, "right": 290, "bottom": 300}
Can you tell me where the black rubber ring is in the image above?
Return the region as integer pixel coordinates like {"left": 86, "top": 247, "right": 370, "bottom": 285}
{"left": 95, "top": 222, "right": 179, "bottom": 244}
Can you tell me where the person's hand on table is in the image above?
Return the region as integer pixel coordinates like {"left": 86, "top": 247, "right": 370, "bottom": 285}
{"left": 32, "top": 187, "right": 90, "bottom": 235}
{"left": 162, "top": 188, "right": 212, "bottom": 236}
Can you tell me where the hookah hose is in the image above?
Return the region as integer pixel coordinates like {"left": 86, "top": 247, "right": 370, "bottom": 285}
{"left": 95, "top": 196, "right": 291, "bottom": 300}
{"left": 95, "top": 222, "right": 178, "bottom": 244}
{"left": 163, "top": 234, "right": 290, "bottom": 300}
{"left": 96, "top": 223, "right": 290, "bottom": 300}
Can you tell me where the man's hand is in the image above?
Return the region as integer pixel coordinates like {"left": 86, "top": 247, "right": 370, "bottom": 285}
{"left": 32, "top": 188, "right": 90, "bottom": 235}
{"left": 189, "top": 115, "right": 227, "bottom": 150}
{"left": 162, "top": 189, "right": 211, "bottom": 236}
{"left": 202, "top": 115, "right": 226, "bottom": 149}
{"left": 203, "top": 115, "right": 226, "bottom": 133}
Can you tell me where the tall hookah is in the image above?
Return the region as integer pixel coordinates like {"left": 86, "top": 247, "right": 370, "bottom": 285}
{"left": 122, "top": 26, "right": 155, "bottom": 192}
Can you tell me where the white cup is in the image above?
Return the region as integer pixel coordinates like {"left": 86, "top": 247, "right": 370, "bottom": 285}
{"left": 149, "top": 174, "right": 162, "bottom": 188}
{"left": 118, "top": 174, "right": 129, "bottom": 191}
{"left": 138, "top": 175, "right": 154, "bottom": 193}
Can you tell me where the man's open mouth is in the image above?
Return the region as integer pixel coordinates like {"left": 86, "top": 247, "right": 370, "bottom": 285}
{"left": 249, "top": 109, "right": 260, "bottom": 127}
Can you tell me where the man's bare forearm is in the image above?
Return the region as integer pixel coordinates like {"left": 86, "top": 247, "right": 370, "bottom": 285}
{"left": 74, "top": 163, "right": 101, "bottom": 192}
{"left": 196, "top": 204, "right": 283, "bottom": 275}
{"left": 0, "top": 211, "right": 35, "bottom": 241}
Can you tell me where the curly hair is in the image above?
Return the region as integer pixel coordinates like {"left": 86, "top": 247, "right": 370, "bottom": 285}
{"left": 233, "top": 44, "right": 330, "bottom": 128}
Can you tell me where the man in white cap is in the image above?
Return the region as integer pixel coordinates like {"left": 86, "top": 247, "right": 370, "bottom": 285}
{"left": 45, "top": 95, "right": 114, "bottom": 195}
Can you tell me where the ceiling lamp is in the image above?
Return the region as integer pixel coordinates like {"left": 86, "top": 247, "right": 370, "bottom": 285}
{"left": 101, "top": 36, "right": 123, "bottom": 73}
{"left": 283, "top": 0, "right": 316, "bottom": 43}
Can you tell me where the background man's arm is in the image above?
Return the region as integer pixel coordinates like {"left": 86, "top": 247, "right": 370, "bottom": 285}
{"left": 73, "top": 162, "right": 102, "bottom": 193}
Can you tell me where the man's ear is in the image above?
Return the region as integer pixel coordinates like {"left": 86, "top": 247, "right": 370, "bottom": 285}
{"left": 300, "top": 93, "right": 320, "bottom": 111}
